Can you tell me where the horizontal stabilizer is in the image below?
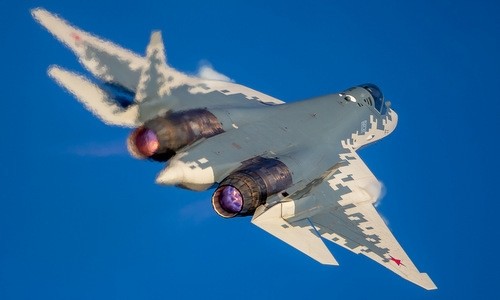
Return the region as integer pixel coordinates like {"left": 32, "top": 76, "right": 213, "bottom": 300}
{"left": 48, "top": 65, "right": 138, "bottom": 127}
{"left": 252, "top": 204, "right": 338, "bottom": 266}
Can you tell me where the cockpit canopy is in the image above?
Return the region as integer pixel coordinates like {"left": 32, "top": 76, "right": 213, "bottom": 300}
{"left": 360, "top": 83, "right": 386, "bottom": 115}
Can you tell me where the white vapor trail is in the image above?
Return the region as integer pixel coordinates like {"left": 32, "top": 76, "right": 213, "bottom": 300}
{"left": 369, "top": 180, "right": 390, "bottom": 225}
{"left": 178, "top": 198, "right": 215, "bottom": 224}
{"left": 196, "top": 61, "right": 233, "bottom": 82}
{"left": 370, "top": 180, "right": 386, "bottom": 208}
{"left": 67, "top": 141, "right": 127, "bottom": 157}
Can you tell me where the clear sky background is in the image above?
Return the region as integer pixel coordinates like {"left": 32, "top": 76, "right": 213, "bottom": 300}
{"left": 1, "top": 1, "right": 499, "bottom": 299}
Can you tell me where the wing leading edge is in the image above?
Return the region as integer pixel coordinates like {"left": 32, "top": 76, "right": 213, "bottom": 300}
{"left": 253, "top": 149, "right": 437, "bottom": 290}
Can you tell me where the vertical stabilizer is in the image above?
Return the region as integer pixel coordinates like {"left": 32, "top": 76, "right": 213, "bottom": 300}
{"left": 134, "top": 31, "right": 170, "bottom": 103}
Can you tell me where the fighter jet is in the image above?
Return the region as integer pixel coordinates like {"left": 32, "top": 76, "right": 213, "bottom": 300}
{"left": 32, "top": 8, "right": 436, "bottom": 290}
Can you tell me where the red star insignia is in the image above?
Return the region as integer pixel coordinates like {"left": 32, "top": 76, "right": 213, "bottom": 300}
{"left": 70, "top": 32, "right": 81, "bottom": 41}
{"left": 390, "top": 256, "right": 404, "bottom": 266}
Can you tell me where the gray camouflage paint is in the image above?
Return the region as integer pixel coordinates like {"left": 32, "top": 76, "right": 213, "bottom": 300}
{"left": 32, "top": 7, "right": 436, "bottom": 290}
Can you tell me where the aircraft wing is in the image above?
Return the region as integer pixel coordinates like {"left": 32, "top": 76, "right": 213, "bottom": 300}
{"left": 31, "top": 8, "right": 283, "bottom": 125}
{"left": 253, "top": 149, "right": 437, "bottom": 290}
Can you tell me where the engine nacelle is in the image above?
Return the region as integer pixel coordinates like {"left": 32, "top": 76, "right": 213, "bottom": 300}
{"left": 211, "top": 157, "right": 292, "bottom": 218}
{"left": 127, "top": 109, "right": 224, "bottom": 161}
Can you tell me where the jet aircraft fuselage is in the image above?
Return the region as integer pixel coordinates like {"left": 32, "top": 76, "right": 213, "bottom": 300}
{"left": 155, "top": 87, "right": 396, "bottom": 194}
{"left": 32, "top": 7, "right": 436, "bottom": 290}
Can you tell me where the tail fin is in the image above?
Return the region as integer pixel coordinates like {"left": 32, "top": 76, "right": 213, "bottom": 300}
{"left": 48, "top": 65, "right": 138, "bottom": 127}
{"left": 134, "top": 31, "right": 171, "bottom": 103}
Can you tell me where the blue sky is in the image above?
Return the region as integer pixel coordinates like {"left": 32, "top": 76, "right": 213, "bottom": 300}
{"left": 2, "top": 0, "right": 499, "bottom": 299}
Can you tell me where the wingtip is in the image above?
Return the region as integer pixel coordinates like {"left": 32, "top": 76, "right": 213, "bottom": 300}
{"left": 47, "top": 65, "right": 72, "bottom": 87}
{"left": 47, "top": 64, "right": 61, "bottom": 78}
{"left": 420, "top": 273, "right": 438, "bottom": 290}
{"left": 30, "top": 7, "right": 72, "bottom": 41}
{"left": 30, "top": 7, "right": 44, "bottom": 18}
{"left": 31, "top": 7, "right": 52, "bottom": 24}
{"left": 322, "top": 256, "right": 340, "bottom": 266}
{"left": 47, "top": 65, "right": 73, "bottom": 86}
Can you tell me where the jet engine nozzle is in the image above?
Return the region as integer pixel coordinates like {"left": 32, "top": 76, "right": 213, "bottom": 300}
{"left": 128, "top": 127, "right": 159, "bottom": 158}
{"left": 211, "top": 157, "right": 293, "bottom": 218}
{"left": 211, "top": 172, "right": 264, "bottom": 218}
{"left": 127, "top": 109, "right": 224, "bottom": 162}
{"left": 127, "top": 123, "right": 175, "bottom": 161}
{"left": 212, "top": 185, "right": 244, "bottom": 218}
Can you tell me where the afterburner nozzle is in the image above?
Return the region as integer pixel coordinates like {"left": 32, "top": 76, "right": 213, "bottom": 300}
{"left": 127, "top": 126, "right": 159, "bottom": 158}
{"left": 212, "top": 185, "right": 243, "bottom": 218}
